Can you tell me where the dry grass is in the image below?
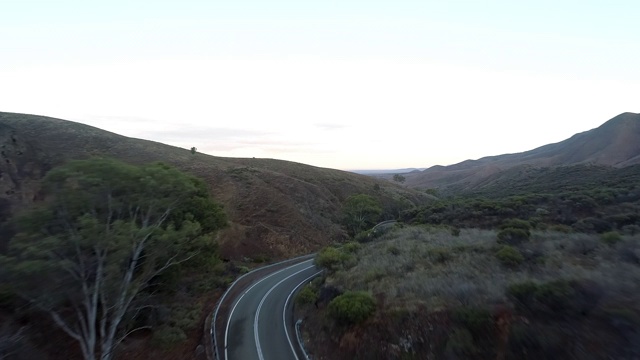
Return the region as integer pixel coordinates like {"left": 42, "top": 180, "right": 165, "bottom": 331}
{"left": 326, "top": 226, "right": 640, "bottom": 311}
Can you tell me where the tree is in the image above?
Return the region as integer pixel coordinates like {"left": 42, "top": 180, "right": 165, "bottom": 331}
{"left": 0, "top": 158, "right": 226, "bottom": 360}
{"left": 190, "top": 147, "right": 197, "bottom": 155}
{"left": 392, "top": 174, "right": 406, "bottom": 183}
{"left": 342, "top": 194, "right": 382, "bottom": 236}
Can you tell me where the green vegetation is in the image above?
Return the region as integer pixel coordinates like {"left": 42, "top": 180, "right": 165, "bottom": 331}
{"left": 296, "top": 284, "right": 319, "bottom": 306}
{"left": 341, "top": 194, "right": 383, "bottom": 236}
{"left": 403, "top": 165, "right": 640, "bottom": 234}
{"left": 0, "top": 158, "right": 226, "bottom": 360}
{"left": 601, "top": 231, "right": 622, "bottom": 245}
{"left": 305, "top": 225, "right": 640, "bottom": 359}
{"left": 495, "top": 245, "right": 525, "bottom": 266}
{"left": 393, "top": 174, "right": 406, "bottom": 183}
{"left": 328, "top": 291, "right": 376, "bottom": 325}
{"left": 315, "top": 246, "right": 355, "bottom": 272}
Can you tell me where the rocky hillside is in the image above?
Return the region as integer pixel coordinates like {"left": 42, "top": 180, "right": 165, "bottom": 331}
{"left": 405, "top": 112, "right": 640, "bottom": 191}
{"left": 0, "top": 112, "right": 431, "bottom": 260}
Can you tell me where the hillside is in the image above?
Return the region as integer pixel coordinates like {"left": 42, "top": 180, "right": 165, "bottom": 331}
{"left": 405, "top": 112, "right": 640, "bottom": 191}
{"left": 0, "top": 112, "right": 431, "bottom": 261}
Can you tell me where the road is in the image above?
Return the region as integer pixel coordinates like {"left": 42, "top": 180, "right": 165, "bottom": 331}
{"left": 222, "top": 258, "right": 321, "bottom": 360}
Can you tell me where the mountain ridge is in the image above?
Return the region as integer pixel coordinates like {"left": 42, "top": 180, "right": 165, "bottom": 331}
{"left": 0, "top": 112, "right": 431, "bottom": 260}
{"left": 405, "top": 112, "right": 640, "bottom": 189}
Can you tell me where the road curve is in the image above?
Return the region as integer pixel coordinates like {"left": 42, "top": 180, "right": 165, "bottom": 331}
{"left": 223, "top": 259, "right": 320, "bottom": 360}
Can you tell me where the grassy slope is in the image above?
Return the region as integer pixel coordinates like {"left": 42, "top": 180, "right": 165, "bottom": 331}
{"left": 0, "top": 112, "right": 432, "bottom": 260}
{"left": 0, "top": 112, "right": 433, "bottom": 360}
{"left": 300, "top": 226, "right": 640, "bottom": 359}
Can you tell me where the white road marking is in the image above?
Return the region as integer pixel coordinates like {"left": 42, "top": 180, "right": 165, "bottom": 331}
{"left": 254, "top": 265, "right": 316, "bottom": 360}
{"left": 283, "top": 271, "right": 323, "bottom": 360}
{"left": 224, "top": 259, "right": 313, "bottom": 360}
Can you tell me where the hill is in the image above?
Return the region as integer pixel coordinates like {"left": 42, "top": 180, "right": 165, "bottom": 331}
{"left": 0, "top": 112, "right": 432, "bottom": 261}
{"left": 405, "top": 112, "right": 640, "bottom": 191}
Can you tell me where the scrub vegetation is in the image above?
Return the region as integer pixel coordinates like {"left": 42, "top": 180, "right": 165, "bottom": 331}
{"left": 300, "top": 165, "right": 640, "bottom": 359}
{"left": 301, "top": 226, "right": 640, "bottom": 359}
{"left": 0, "top": 158, "right": 228, "bottom": 360}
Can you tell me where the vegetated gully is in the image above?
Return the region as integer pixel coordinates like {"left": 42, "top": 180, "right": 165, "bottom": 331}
{"left": 212, "top": 256, "right": 321, "bottom": 360}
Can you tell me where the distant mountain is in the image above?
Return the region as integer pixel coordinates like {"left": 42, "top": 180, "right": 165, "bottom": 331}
{"left": 349, "top": 168, "right": 425, "bottom": 175}
{"left": 405, "top": 112, "right": 640, "bottom": 190}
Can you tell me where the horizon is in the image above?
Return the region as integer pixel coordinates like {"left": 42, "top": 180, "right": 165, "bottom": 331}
{"left": 2, "top": 1, "right": 639, "bottom": 170}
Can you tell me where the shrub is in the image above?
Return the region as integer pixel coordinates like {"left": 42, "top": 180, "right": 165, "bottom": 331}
{"left": 622, "top": 224, "right": 640, "bottom": 235}
{"left": 452, "top": 307, "right": 492, "bottom": 335}
{"left": 354, "top": 230, "right": 373, "bottom": 243}
{"left": 296, "top": 284, "right": 319, "bottom": 305}
{"left": 151, "top": 325, "right": 187, "bottom": 348}
{"left": 535, "top": 280, "right": 574, "bottom": 312}
{"left": 601, "top": 231, "right": 622, "bottom": 246}
{"left": 328, "top": 291, "right": 376, "bottom": 325}
{"left": 315, "top": 247, "right": 352, "bottom": 271}
{"left": 507, "top": 281, "right": 539, "bottom": 309}
{"left": 427, "top": 247, "right": 452, "bottom": 263}
{"left": 496, "top": 246, "right": 524, "bottom": 266}
{"left": 342, "top": 242, "right": 361, "bottom": 253}
{"left": 548, "top": 224, "right": 573, "bottom": 233}
{"left": 445, "top": 328, "right": 476, "bottom": 356}
{"left": 497, "top": 228, "right": 530, "bottom": 245}
{"left": 171, "top": 304, "right": 201, "bottom": 331}
{"left": 568, "top": 236, "right": 599, "bottom": 255}
{"left": 0, "top": 285, "right": 16, "bottom": 308}
{"left": 508, "top": 279, "right": 575, "bottom": 314}
{"left": 387, "top": 245, "right": 401, "bottom": 255}
{"left": 618, "top": 241, "right": 640, "bottom": 265}
{"left": 500, "top": 219, "right": 532, "bottom": 231}
{"left": 572, "top": 217, "right": 613, "bottom": 233}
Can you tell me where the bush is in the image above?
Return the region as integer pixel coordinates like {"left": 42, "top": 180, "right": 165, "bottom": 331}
{"left": 0, "top": 285, "right": 16, "bottom": 308}
{"left": 452, "top": 307, "right": 492, "bottom": 335}
{"left": 445, "top": 328, "right": 476, "bottom": 356}
{"left": 328, "top": 291, "right": 376, "bottom": 325}
{"left": 450, "top": 227, "right": 461, "bottom": 237}
{"left": 548, "top": 224, "right": 573, "bottom": 233}
{"left": 507, "top": 281, "right": 539, "bottom": 309}
{"left": 572, "top": 217, "right": 613, "bottom": 233}
{"left": 497, "top": 228, "right": 530, "bottom": 245}
{"left": 387, "top": 245, "right": 401, "bottom": 255}
{"left": 618, "top": 241, "right": 640, "bottom": 265}
{"left": 496, "top": 246, "right": 524, "bottom": 266}
{"left": 427, "top": 247, "right": 452, "bottom": 263}
{"left": 622, "top": 224, "right": 640, "bottom": 235}
{"left": 342, "top": 242, "right": 361, "bottom": 253}
{"left": 354, "top": 230, "right": 373, "bottom": 243}
{"left": 315, "top": 247, "right": 352, "bottom": 271}
{"left": 601, "top": 231, "right": 622, "bottom": 246}
{"left": 296, "top": 284, "right": 319, "bottom": 305}
{"left": 535, "top": 280, "right": 574, "bottom": 312}
{"left": 500, "top": 219, "right": 532, "bottom": 231}
{"left": 151, "top": 325, "right": 187, "bottom": 348}
{"left": 508, "top": 280, "right": 576, "bottom": 314}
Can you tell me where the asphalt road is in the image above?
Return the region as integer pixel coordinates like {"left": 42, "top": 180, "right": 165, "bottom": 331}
{"left": 224, "top": 259, "right": 321, "bottom": 360}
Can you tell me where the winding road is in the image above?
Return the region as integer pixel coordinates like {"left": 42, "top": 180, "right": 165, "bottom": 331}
{"left": 218, "top": 258, "right": 321, "bottom": 360}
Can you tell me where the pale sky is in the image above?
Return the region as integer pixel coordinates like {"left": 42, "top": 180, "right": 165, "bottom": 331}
{"left": 1, "top": 1, "right": 639, "bottom": 170}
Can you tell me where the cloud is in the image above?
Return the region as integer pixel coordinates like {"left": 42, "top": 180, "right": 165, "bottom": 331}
{"left": 136, "top": 127, "right": 272, "bottom": 142}
{"left": 314, "top": 123, "right": 347, "bottom": 131}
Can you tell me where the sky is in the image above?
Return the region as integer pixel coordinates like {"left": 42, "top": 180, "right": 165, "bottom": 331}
{"left": 1, "top": 1, "right": 639, "bottom": 170}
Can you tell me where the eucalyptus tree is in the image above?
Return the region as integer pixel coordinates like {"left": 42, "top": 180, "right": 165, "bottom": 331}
{"left": 342, "top": 194, "right": 382, "bottom": 236}
{"left": 0, "top": 158, "right": 226, "bottom": 360}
